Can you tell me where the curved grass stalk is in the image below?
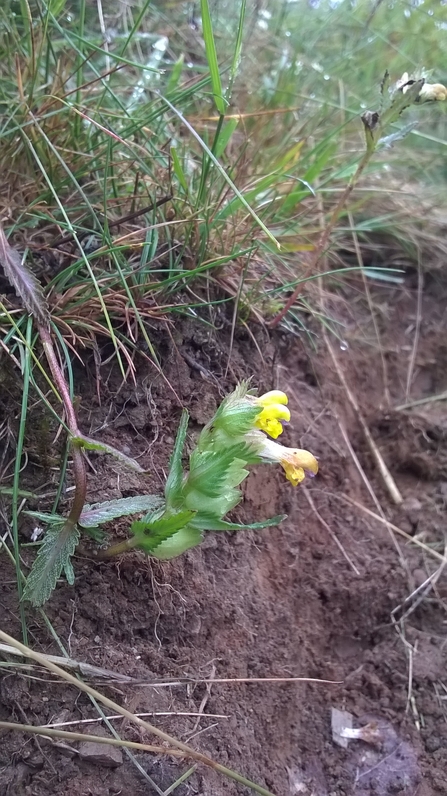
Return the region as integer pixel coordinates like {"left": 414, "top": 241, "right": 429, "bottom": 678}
{"left": 0, "top": 630, "right": 276, "bottom": 796}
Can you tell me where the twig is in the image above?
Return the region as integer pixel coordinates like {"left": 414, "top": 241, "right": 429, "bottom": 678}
{"left": 328, "top": 343, "right": 402, "bottom": 505}
{"left": 405, "top": 249, "right": 423, "bottom": 403}
{"left": 302, "top": 486, "right": 360, "bottom": 574}
{"left": 337, "top": 493, "right": 447, "bottom": 565}
{"left": 395, "top": 391, "right": 447, "bottom": 411}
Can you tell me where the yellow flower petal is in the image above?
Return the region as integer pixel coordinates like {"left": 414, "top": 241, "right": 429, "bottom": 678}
{"left": 255, "top": 416, "right": 284, "bottom": 439}
{"left": 256, "top": 390, "right": 289, "bottom": 407}
{"left": 254, "top": 404, "right": 291, "bottom": 438}
{"left": 256, "top": 438, "right": 318, "bottom": 486}
{"left": 418, "top": 82, "right": 447, "bottom": 102}
{"left": 283, "top": 463, "right": 305, "bottom": 486}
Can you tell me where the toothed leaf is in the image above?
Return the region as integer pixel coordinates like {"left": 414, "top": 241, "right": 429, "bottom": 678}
{"left": 72, "top": 434, "right": 146, "bottom": 472}
{"left": 23, "top": 523, "right": 80, "bottom": 606}
{"left": 79, "top": 495, "right": 165, "bottom": 528}
{"left": 164, "top": 409, "right": 189, "bottom": 506}
{"left": 189, "top": 513, "right": 287, "bottom": 532}
{"left": 131, "top": 509, "right": 197, "bottom": 553}
{"left": 0, "top": 226, "right": 49, "bottom": 328}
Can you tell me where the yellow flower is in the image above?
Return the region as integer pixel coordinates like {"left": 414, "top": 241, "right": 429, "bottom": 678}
{"left": 253, "top": 390, "right": 290, "bottom": 439}
{"left": 399, "top": 73, "right": 447, "bottom": 103}
{"left": 255, "top": 437, "right": 319, "bottom": 486}
{"left": 418, "top": 82, "right": 447, "bottom": 102}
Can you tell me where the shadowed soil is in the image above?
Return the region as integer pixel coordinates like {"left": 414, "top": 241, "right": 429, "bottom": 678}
{"left": 1, "top": 271, "right": 447, "bottom": 795}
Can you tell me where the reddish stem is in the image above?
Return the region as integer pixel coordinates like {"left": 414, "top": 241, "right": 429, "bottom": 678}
{"left": 38, "top": 324, "right": 87, "bottom": 526}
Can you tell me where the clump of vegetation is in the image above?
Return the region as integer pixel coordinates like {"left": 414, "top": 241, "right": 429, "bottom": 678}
{"left": 0, "top": 0, "right": 446, "bottom": 614}
{"left": 23, "top": 382, "right": 318, "bottom": 604}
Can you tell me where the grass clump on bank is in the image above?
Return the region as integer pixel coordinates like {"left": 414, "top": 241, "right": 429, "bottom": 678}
{"left": 1, "top": 0, "right": 447, "bottom": 611}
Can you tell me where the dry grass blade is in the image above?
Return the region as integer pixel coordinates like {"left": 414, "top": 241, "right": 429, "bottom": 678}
{"left": 0, "top": 643, "right": 341, "bottom": 687}
{"left": 302, "top": 486, "right": 360, "bottom": 575}
{"left": 0, "top": 630, "right": 276, "bottom": 796}
{"left": 0, "top": 226, "right": 49, "bottom": 328}
{"left": 0, "top": 721, "right": 184, "bottom": 758}
{"left": 339, "top": 493, "right": 447, "bottom": 565}
{"left": 0, "top": 643, "right": 139, "bottom": 683}
{"left": 328, "top": 341, "right": 403, "bottom": 505}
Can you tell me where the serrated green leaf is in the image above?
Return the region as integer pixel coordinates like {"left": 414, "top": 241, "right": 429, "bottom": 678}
{"left": 164, "top": 409, "right": 189, "bottom": 506}
{"left": 24, "top": 510, "right": 66, "bottom": 525}
{"left": 132, "top": 509, "right": 196, "bottom": 538}
{"left": 72, "top": 434, "right": 146, "bottom": 473}
{"left": 79, "top": 495, "right": 165, "bottom": 528}
{"left": 23, "top": 523, "right": 80, "bottom": 606}
{"left": 149, "top": 526, "right": 203, "bottom": 560}
{"left": 190, "top": 513, "right": 287, "bottom": 532}
{"left": 0, "top": 226, "right": 50, "bottom": 328}
{"left": 187, "top": 442, "right": 259, "bottom": 497}
{"left": 131, "top": 509, "right": 197, "bottom": 553}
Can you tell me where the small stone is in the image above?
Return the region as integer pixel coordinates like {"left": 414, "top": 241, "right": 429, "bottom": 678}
{"left": 425, "top": 735, "right": 441, "bottom": 752}
{"left": 78, "top": 726, "right": 123, "bottom": 768}
{"left": 402, "top": 496, "right": 422, "bottom": 513}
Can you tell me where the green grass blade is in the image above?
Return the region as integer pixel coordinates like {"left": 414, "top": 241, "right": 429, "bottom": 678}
{"left": 226, "top": 0, "right": 246, "bottom": 101}
{"left": 11, "top": 317, "right": 33, "bottom": 642}
{"left": 159, "top": 93, "right": 279, "bottom": 248}
{"left": 200, "top": 0, "right": 225, "bottom": 114}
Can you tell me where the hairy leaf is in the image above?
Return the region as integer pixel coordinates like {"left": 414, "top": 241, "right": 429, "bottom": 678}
{"left": 0, "top": 226, "right": 49, "bottom": 328}
{"left": 164, "top": 409, "right": 189, "bottom": 506}
{"left": 187, "top": 442, "right": 259, "bottom": 497}
{"left": 190, "top": 513, "right": 287, "bottom": 532}
{"left": 72, "top": 434, "right": 146, "bottom": 472}
{"left": 23, "top": 523, "right": 80, "bottom": 606}
{"left": 80, "top": 494, "right": 165, "bottom": 528}
{"left": 25, "top": 510, "right": 66, "bottom": 525}
{"left": 131, "top": 509, "right": 197, "bottom": 553}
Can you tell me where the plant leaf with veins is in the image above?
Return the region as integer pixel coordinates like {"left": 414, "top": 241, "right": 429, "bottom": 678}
{"left": 0, "top": 226, "right": 49, "bottom": 328}
{"left": 72, "top": 434, "right": 146, "bottom": 472}
{"left": 80, "top": 494, "right": 165, "bottom": 527}
{"left": 23, "top": 523, "right": 80, "bottom": 606}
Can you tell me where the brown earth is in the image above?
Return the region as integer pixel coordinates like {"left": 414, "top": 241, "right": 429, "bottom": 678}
{"left": 1, "top": 268, "right": 447, "bottom": 796}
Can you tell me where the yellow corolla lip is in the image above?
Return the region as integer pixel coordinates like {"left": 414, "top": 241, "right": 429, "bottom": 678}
{"left": 253, "top": 391, "right": 290, "bottom": 439}
{"left": 257, "top": 438, "right": 318, "bottom": 486}
{"left": 256, "top": 390, "right": 289, "bottom": 407}
{"left": 418, "top": 82, "right": 447, "bottom": 102}
{"left": 254, "top": 404, "right": 291, "bottom": 439}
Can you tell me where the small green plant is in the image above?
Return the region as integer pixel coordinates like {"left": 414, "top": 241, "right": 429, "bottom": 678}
{"left": 270, "top": 70, "right": 447, "bottom": 327}
{"left": 24, "top": 381, "right": 318, "bottom": 604}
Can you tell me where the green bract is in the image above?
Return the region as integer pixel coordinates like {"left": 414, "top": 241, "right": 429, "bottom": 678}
{"left": 132, "top": 381, "right": 317, "bottom": 560}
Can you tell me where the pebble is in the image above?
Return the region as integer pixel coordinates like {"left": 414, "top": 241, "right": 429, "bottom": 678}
{"left": 78, "top": 726, "right": 123, "bottom": 768}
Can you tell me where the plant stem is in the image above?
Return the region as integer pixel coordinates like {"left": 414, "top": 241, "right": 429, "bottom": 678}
{"left": 97, "top": 537, "right": 139, "bottom": 558}
{"left": 38, "top": 324, "right": 87, "bottom": 527}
